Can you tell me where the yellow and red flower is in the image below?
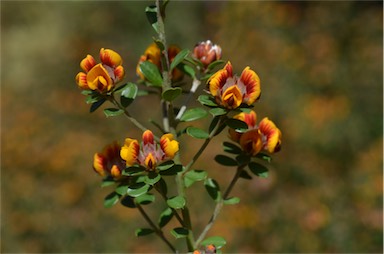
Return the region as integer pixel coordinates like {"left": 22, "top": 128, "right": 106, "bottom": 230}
{"left": 192, "top": 40, "right": 222, "bottom": 68}
{"left": 93, "top": 141, "right": 126, "bottom": 178}
{"left": 76, "top": 48, "right": 125, "bottom": 92}
{"left": 207, "top": 61, "right": 261, "bottom": 109}
{"left": 136, "top": 43, "right": 183, "bottom": 82}
{"left": 120, "top": 130, "right": 179, "bottom": 171}
{"left": 229, "top": 110, "right": 282, "bottom": 155}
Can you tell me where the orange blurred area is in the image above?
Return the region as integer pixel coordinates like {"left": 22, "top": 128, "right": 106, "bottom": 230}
{"left": 1, "top": 1, "right": 382, "bottom": 253}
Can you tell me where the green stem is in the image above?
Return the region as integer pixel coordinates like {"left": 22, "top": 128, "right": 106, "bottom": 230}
{"left": 136, "top": 203, "right": 177, "bottom": 253}
{"left": 194, "top": 165, "right": 245, "bottom": 249}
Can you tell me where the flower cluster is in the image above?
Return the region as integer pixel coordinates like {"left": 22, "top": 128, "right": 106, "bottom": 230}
{"left": 207, "top": 61, "right": 261, "bottom": 109}
{"left": 120, "top": 130, "right": 179, "bottom": 171}
{"left": 93, "top": 141, "right": 125, "bottom": 178}
{"left": 136, "top": 42, "right": 183, "bottom": 81}
{"left": 76, "top": 48, "right": 125, "bottom": 92}
{"left": 229, "top": 110, "right": 282, "bottom": 155}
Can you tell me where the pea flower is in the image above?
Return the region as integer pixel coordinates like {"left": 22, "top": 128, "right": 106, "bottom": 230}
{"left": 76, "top": 48, "right": 125, "bottom": 92}
{"left": 93, "top": 141, "right": 125, "bottom": 178}
{"left": 120, "top": 130, "right": 179, "bottom": 171}
{"left": 136, "top": 43, "right": 183, "bottom": 82}
{"left": 192, "top": 40, "right": 222, "bottom": 68}
{"left": 229, "top": 110, "right": 282, "bottom": 155}
{"left": 207, "top": 61, "right": 261, "bottom": 109}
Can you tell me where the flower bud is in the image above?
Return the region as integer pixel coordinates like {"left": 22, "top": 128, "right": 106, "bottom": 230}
{"left": 193, "top": 40, "right": 222, "bottom": 67}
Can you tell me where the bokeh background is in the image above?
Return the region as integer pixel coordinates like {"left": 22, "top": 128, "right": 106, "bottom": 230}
{"left": 1, "top": 1, "right": 383, "bottom": 253}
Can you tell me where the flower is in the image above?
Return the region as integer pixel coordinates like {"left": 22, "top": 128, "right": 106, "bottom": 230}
{"left": 120, "top": 130, "right": 179, "bottom": 171}
{"left": 229, "top": 110, "right": 282, "bottom": 155}
{"left": 193, "top": 40, "right": 222, "bottom": 68}
{"left": 207, "top": 61, "right": 261, "bottom": 109}
{"left": 93, "top": 141, "right": 126, "bottom": 178}
{"left": 75, "top": 48, "right": 125, "bottom": 92}
{"left": 136, "top": 43, "right": 183, "bottom": 82}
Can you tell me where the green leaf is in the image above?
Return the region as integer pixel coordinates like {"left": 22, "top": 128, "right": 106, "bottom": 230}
{"left": 239, "top": 170, "right": 253, "bottom": 180}
{"left": 162, "top": 87, "right": 182, "bottom": 102}
{"left": 167, "top": 195, "right": 186, "bottom": 209}
{"left": 209, "top": 107, "right": 227, "bottom": 117}
{"left": 156, "top": 160, "right": 174, "bottom": 171}
{"left": 180, "top": 107, "right": 208, "bottom": 122}
{"left": 206, "top": 60, "right": 226, "bottom": 71}
{"left": 135, "top": 193, "right": 155, "bottom": 205}
{"left": 90, "top": 98, "right": 106, "bottom": 113}
{"left": 120, "top": 195, "right": 136, "bottom": 208}
{"left": 145, "top": 5, "right": 159, "bottom": 33}
{"left": 248, "top": 162, "right": 269, "bottom": 178}
{"left": 104, "top": 192, "right": 120, "bottom": 208}
{"left": 123, "top": 165, "right": 145, "bottom": 176}
{"left": 101, "top": 176, "right": 115, "bottom": 187}
{"left": 135, "top": 228, "right": 155, "bottom": 237}
{"left": 214, "top": 154, "right": 238, "bottom": 166}
{"left": 223, "top": 142, "right": 242, "bottom": 155}
{"left": 198, "top": 94, "right": 218, "bottom": 107}
{"left": 179, "top": 64, "right": 196, "bottom": 78}
{"left": 156, "top": 178, "right": 168, "bottom": 196}
{"left": 158, "top": 207, "right": 174, "bottom": 228}
{"left": 226, "top": 118, "right": 248, "bottom": 131}
{"left": 115, "top": 184, "right": 129, "bottom": 195}
{"left": 256, "top": 153, "right": 272, "bottom": 163}
{"left": 236, "top": 154, "right": 250, "bottom": 166}
{"left": 184, "top": 170, "right": 208, "bottom": 188}
{"left": 205, "top": 178, "right": 221, "bottom": 202}
{"left": 120, "top": 82, "right": 138, "bottom": 107}
{"left": 139, "top": 61, "right": 163, "bottom": 87}
{"left": 171, "top": 227, "right": 189, "bottom": 239}
{"left": 103, "top": 108, "right": 124, "bottom": 117}
{"left": 170, "top": 49, "right": 190, "bottom": 71}
{"left": 127, "top": 183, "right": 150, "bottom": 197}
{"left": 159, "top": 164, "right": 183, "bottom": 176}
{"left": 186, "top": 127, "right": 209, "bottom": 139}
{"left": 144, "top": 172, "right": 161, "bottom": 185}
{"left": 201, "top": 236, "right": 227, "bottom": 248}
{"left": 223, "top": 196, "right": 240, "bottom": 205}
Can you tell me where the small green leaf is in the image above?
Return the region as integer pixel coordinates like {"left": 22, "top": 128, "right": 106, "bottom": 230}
{"left": 144, "top": 172, "right": 161, "bottom": 185}
{"left": 214, "top": 154, "right": 238, "bottom": 167}
{"left": 223, "top": 196, "right": 240, "bottom": 205}
{"left": 209, "top": 107, "right": 227, "bottom": 117}
{"left": 236, "top": 154, "right": 250, "bottom": 166}
{"left": 179, "top": 64, "right": 196, "bottom": 78}
{"left": 248, "top": 162, "right": 269, "bottom": 178}
{"left": 180, "top": 108, "right": 208, "bottom": 122}
{"left": 120, "top": 195, "right": 136, "bottom": 208}
{"left": 223, "top": 142, "right": 242, "bottom": 155}
{"left": 158, "top": 207, "right": 174, "bottom": 228}
{"left": 135, "top": 193, "right": 155, "bottom": 205}
{"left": 186, "top": 127, "right": 209, "bottom": 139}
{"left": 156, "top": 178, "right": 168, "bottom": 196}
{"left": 145, "top": 5, "right": 158, "bottom": 33}
{"left": 127, "top": 183, "right": 150, "bottom": 197}
{"left": 101, "top": 176, "right": 115, "bottom": 187}
{"left": 205, "top": 178, "right": 221, "bottom": 202}
{"left": 170, "top": 49, "right": 190, "bottom": 71}
{"left": 171, "top": 227, "right": 189, "bottom": 239}
{"left": 206, "top": 60, "right": 226, "bottom": 71}
{"left": 123, "top": 165, "right": 145, "bottom": 176}
{"left": 115, "top": 184, "right": 129, "bottom": 195}
{"left": 239, "top": 170, "right": 253, "bottom": 180}
{"left": 104, "top": 108, "right": 124, "bottom": 117}
{"left": 198, "top": 94, "right": 218, "bottom": 107}
{"left": 256, "top": 153, "right": 272, "bottom": 163}
{"left": 90, "top": 98, "right": 106, "bottom": 113}
{"left": 159, "top": 164, "right": 183, "bottom": 176}
{"left": 201, "top": 236, "right": 227, "bottom": 248}
{"left": 162, "top": 87, "right": 182, "bottom": 102}
{"left": 104, "top": 192, "right": 120, "bottom": 208}
{"left": 135, "top": 228, "right": 155, "bottom": 237}
{"left": 139, "top": 61, "right": 163, "bottom": 87}
{"left": 167, "top": 195, "right": 186, "bottom": 209}
{"left": 226, "top": 118, "right": 248, "bottom": 131}
{"left": 184, "top": 170, "right": 208, "bottom": 188}
{"left": 120, "top": 82, "right": 138, "bottom": 107}
{"left": 156, "top": 160, "right": 174, "bottom": 171}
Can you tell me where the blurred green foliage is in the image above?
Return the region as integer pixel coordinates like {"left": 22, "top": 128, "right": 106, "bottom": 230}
{"left": 1, "top": 1, "right": 382, "bottom": 253}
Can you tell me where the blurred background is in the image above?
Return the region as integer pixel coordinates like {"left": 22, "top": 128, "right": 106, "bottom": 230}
{"left": 1, "top": 1, "right": 382, "bottom": 253}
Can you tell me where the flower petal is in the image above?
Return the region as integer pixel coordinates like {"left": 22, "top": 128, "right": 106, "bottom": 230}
{"left": 100, "top": 48, "right": 123, "bottom": 67}
{"left": 258, "top": 117, "right": 282, "bottom": 153}
{"left": 160, "top": 133, "right": 179, "bottom": 159}
{"left": 221, "top": 85, "right": 242, "bottom": 109}
{"left": 75, "top": 72, "right": 89, "bottom": 89}
{"left": 93, "top": 153, "right": 106, "bottom": 176}
{"left": 233, "top": 110, "right": 257, "bottom": 129}
{"left": 239, "top": 129, "right": 263, "bottom": 156}
{"left": 208, "top": 61, "right": 232, "bottom": 97}
{"left": 114, "top": 65, "right": 125, "bottom": 82}
{"left": 144, "top": 153, "right": 157, "bottom": 170}
{"left": 80, "top": 54, "right": 96, "bottom": 72}
{"left": 86, "top": 64, "right": 113, "bottom": 92}
{"left": 142, "top": 130, "right": 155, "bottom": 145}
{"left": 110, "top": 165, "right": 122, "bottom": 178}
{"left": 239, "top": 67, "right": 261, "bottom": 105}
{"left": 120, "top": 138, "right": 140, "bottom": 166}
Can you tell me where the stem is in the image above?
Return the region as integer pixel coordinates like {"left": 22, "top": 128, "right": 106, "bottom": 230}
{"left": 176, "top": 78, "right": 201, "bottom": 120}
{"left": 194, "top": 165, "right": 245, "bottom": 249}
{"left": 136, "top": 203, "right": 177, "bottom": 253}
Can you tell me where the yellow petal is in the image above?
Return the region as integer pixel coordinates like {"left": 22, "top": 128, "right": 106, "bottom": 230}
{"left": 114, "top": 65, "right": 125, "bottom": 82}
{"left": 144, "top": 153, "right": 157, "bottom": 170}
{"left": 93, "top": 153, "right": 106, "bottom": 176}
{"left": 239, "top": 67, "right": 261, "bottom": 105}
{"left": 86, "top": 64, "right": 113, "bottom": 92}
{"left": 160, "top": 133, "right": 179, "bottom": 159}
{"left": 75, "top": 72, "right": 89, "bottom": 89}
{"left": 233, "top": 110, "right": 257, "bottom": 128}
{"left": 142, "top": 130, "right": 154, "bottom": 145}
{"left": 111, "top": 165, "right": 122, "bottom": 178}
{"left": 221, "top": 85, "right": 242, "bottom": 109}
{"left": 239, "top": 129, "right": 263, "bottom": 156}
{"left": 100, "top": 48, "right": 123, "bottom": 67}
{"left": 259, "top": 117, "right": 282, "bottom": 153}
{"left": 80, "top": 54, "right": 96, "bottom": 72}
{"left": 120, "top": 138, "right": 140, "bottom": 166}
